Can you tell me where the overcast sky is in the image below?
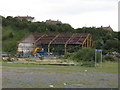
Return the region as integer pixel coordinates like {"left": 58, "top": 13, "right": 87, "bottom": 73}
{"left": 0, "top": 0, "right": 118, "bottom": 31}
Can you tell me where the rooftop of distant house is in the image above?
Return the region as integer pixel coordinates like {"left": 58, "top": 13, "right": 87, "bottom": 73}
{"left": 99, "top": 25, "right": 113, "bottom": 31}
{"left": 15, "top": 15, "right": 34, "bottom": 21}
{"left": 46, "top": 19, "right": 62, "bottom": 24}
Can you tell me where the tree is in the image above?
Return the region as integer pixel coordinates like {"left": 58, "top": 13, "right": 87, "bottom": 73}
{"left": 70, "top": 48, "right": 95, "bottom": 62}
{"left": 103, "top": 40, "right": 119, "bottom": 52}
{"left": 95, "top": 39, "right": 104, "bottom": 49}
{"left": 9, "top": 32, "right": 14, "bottom": 38}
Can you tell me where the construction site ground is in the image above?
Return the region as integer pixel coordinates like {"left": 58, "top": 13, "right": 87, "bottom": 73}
{"left": 1, "top": 58, "right": 118, "bottom": 88}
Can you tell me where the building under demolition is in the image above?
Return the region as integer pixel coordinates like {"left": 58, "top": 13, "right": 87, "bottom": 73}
{"left": 17, "top": 33, "right": 94, "bottom": 57}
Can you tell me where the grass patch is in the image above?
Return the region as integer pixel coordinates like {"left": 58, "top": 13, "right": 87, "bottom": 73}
{"left": 66, "top": 81, "right": 94, "bottom": 87}
{"left": 99, "top": 79, "right": 109, "bottom": 81}
{"left": 2, "top": 61, "right": 118, "bottom": 73}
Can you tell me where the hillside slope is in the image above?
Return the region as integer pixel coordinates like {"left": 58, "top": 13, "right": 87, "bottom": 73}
{"left": 2, "top": 16, "right": 119, "bottom": 54}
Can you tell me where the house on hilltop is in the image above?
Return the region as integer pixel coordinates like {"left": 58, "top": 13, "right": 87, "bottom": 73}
{"left": 99, "top": 25, "right": 113, "bottom": 31}
{"left": 46, "top": 19, "right": 62, "bottom": 24}
{"left": 15, "top": 15, "right": 34, "bottom": 22}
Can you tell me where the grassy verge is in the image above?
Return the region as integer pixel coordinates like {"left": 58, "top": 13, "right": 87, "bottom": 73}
{"left": 2, "top": 61, "right": 118, "bottom": 73}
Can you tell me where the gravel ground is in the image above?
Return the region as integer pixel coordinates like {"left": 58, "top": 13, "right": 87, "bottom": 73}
{"left": 2, "top": 66, "right": 118, "bottom": 88}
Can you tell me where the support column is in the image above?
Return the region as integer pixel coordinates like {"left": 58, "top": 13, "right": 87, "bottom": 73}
{"left": 48, "top": 34, "right": 60, "bottom": 55}
{"left": 87, "top": 39, "right": 89, "bottom": 47}
{"left": 48, "top": 44, "right": 50, "bottom": 55}
{"left": 64, "top": 44, "right": 67, "bottom": 55}
{"left": 64, "top": 34, "right": 75, "bottom": 55}
{"left": 85, "top": 40, "right": 87, "bottom": 47}
{"left": 92, "top": 40, "right": 94, "bottom": 47}
{"left": 90, "top": 37, "right": 91, "bottom": 47}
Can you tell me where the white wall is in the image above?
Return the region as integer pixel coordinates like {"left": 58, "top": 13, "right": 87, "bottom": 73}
{"left": 18, "top": 43, "right": 34, "bottom": 53}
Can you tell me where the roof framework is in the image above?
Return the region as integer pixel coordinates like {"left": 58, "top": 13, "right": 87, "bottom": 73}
{"left": 31, "top": 33, "right": 89, "bottom": 45}
{"left": 18, "top": 33, "right": 94, "bottom": 55}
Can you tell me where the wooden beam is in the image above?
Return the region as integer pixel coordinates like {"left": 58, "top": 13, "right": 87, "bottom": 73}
{"left": 92, "top": 40, "right": 94, "bottom": 47}
{"left": 91, "top": 36, "right": 92, "bottom": 47}
{"left": 89, "top": 37, "right": 91, "bottom": 47}
{"left": 34, "top": 42, "right": 83, "bottom": 45}
{"left": 87, "top": 35, "right": 91, "bottom": 47}
{"left": 90, "top": 35, "right": 92, "bottom": 47}
{"left": 34, "top": 34, "right": 46, "bottom": 43}
{"left": 89, "top": 35, "right": 94, "bottom": 47}
{"left": 64, "top": 34, "right": 75, "bottom": 55}
{"left": 32, "top": 43, "right": 35, "bottom": 50}
{"left": 82, "top": 34, "right": 90, "bottom": 47}
{"left": 48, "top": 34, "right": 60, "bottom": 54}
{"left": 87, "top": 39, "right": 89, "bottom": 47}
{"left": 76, "top": 35, "right": 83, "bottom": 44}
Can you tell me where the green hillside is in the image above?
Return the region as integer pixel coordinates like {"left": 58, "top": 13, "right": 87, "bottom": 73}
{"left": 1, "top": 16, "right": 120, "bottom": 55}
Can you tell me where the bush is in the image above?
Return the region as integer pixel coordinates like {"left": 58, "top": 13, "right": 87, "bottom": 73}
{"left": 39, "top": 56, "right": 44, "bottom": 60}
{"left": 104, "top": 55, "right": 117, "bottom": 62}
{"left": 69, "top": 48, "right": 95, "bottom": 62}
{"left": 64, "top": 53, "right": 72, "bottom": 59}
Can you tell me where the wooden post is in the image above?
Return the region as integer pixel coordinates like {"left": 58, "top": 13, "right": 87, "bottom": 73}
{"left": 90, "top": 36, "right": 93, "bottom": 47}
{"left": 90, "top": 37, "right": 91, "bottom": 47}
{"left": 64, "top": 44, "right": 67, "bottom": 55}
{"left": 34, "top": 34, "right": 46, "bottom": 43}
{"left": 92, "top": 40, "right": 94, "bottom": 47}
{"left": 64, "top": 34, "right": 75, "bottom": 55}
{"left": 87, "top": 39, "right": 89, "bottom": 47}
{"left": 48, "top": 34, "right": 60, "bottom": 55}
{"left": 82, "top": 43, "right": 84, "bottom": 47}
{"left": 48, "top": 44, "right": 50, "bottom": 55}
{"left": 82, "top": 34, "right": 90, "bottom": 48}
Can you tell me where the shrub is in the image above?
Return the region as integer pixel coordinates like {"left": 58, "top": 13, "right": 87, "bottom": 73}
{"left": 69, "top": 48, "right": 95, "bottom": 62}
{"left": 64, "top": 53, "right": 72, "bottom": 59}
{"left": 39, "top": 56, "right": 44, "bottom": 60}
{"left": 104, "top": 55, "right": 117, "bottom": 62}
